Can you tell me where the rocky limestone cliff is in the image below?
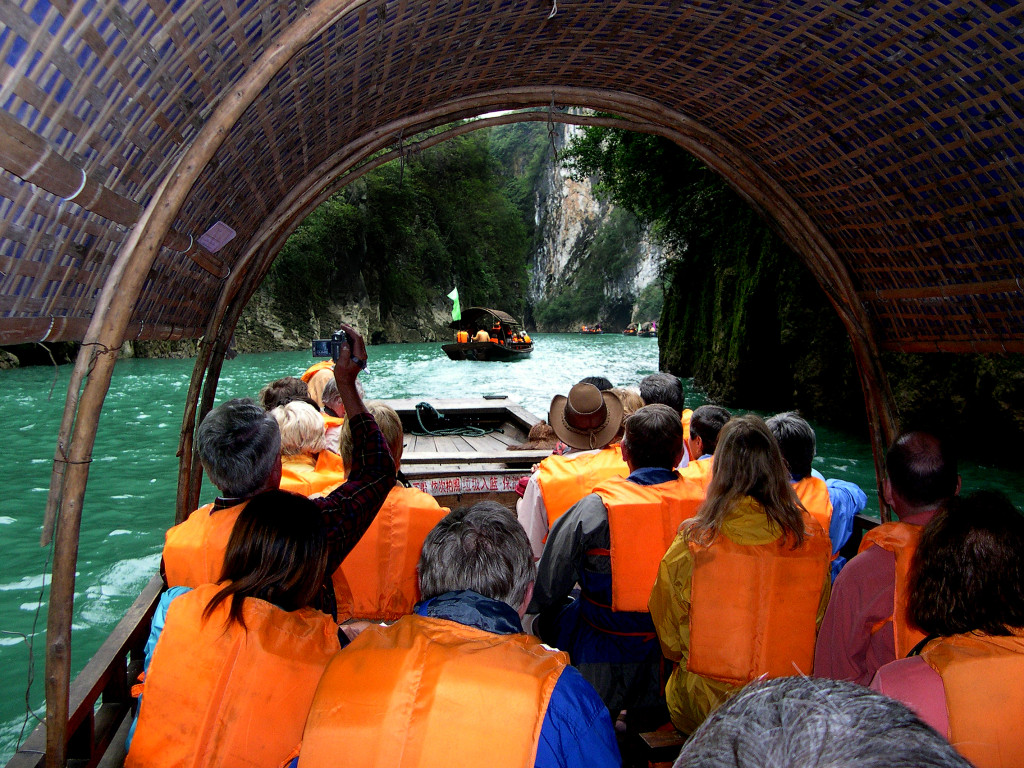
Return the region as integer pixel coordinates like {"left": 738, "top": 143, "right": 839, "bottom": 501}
{"left": 528, "top": 123, "right": 666, "bottom": 331}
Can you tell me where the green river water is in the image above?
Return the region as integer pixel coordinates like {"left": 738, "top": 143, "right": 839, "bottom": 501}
{"left": 1, "top": 333, "right": 1021, "bottom": 762}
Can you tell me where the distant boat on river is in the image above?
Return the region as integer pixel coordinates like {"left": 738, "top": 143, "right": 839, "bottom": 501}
{"left": 442, "top": 307, "right": 534, "bottom": 361}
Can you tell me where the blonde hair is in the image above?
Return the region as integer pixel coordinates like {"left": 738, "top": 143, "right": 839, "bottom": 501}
{"left": 271, "top": 401, "right": 326, "bottom": 455}
{"left": 340, "top": 401, "right": 403, "bottom": 470}
{"left": 687, "top": 414, "right": 806, "bottom": 547}
{"left": 610, "top": 386, "right": 644, "bottom": 416}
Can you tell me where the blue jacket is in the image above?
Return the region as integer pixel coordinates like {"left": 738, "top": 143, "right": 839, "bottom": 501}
{"left": 416, "top": 591, "right": 621, "bottom": 768}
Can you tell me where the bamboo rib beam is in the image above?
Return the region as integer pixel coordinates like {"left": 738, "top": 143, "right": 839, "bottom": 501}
{"left": 42, "top": 2, "right": 364, "bottom": 765}
{"left": 0, "top": 110, "right": 228, "bottom": 279}
{"left": 859, "top": 278, "right": 1024, "bottom": 301}
{"left": 883, "top": 340, "right": 1024, "bottom": 354}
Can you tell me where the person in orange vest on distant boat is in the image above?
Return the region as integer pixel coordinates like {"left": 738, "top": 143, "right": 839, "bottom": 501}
{"left": 814, "top": 430, "right": 959, "bottom": 685}
{"left": 293, "top": 502, "right": 620, "bottom": 768}
{"left": 528, "top": 405, "right": 705, "bottom": 724}
{"left": 766, "top": 411, "right": 867, "bottom": 580}
{"left": 678, "top": 404, "right": 732, "bottom": 490}
{"left": 333, "top": 401, "right": 449, "bottom": 621}
{"left": 639, "top": 373, "right": 694, "bottom": 466}
{"left": 870, "top": 490, "right": 1024, "bottom": 768}
{"left": 455, "top": 329, "right": 469, "bottom": 343}
{"left": 515, "top": 382, "right": 627, "bottom": 559}
{"left": 127, "top": 491, "right": 343, "bottom": 768}
{"left": 271, "top": 400, "right": 347, "bottom": 497}
{"left": 161, "top": 323, "right": 395, "bottom": 618}
{"left": 649, "top": 414, "right": 831, "bottom": 734}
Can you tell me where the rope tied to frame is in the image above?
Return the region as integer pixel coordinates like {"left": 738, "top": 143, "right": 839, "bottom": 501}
{"left": 548, "top": 95, "right": 559, "bottom": 160}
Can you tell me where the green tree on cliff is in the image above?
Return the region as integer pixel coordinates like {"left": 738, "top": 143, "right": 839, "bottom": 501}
{"left": 562, "top": 126, "right": 863, "bottom": 425}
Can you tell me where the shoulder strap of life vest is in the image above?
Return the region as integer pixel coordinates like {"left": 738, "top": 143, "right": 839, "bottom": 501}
{"left": 536, "top": 445, "right": 629, "bottom": 527}
{"left": 298, "top": 614, "right": 567, "bottom": 768}
{"left": 162, "top": 502, "right": 246, "bottom": 588}
{"left": 681, "top": 409, "right": 693, "bottom": 444}
{"left": 686, "top": 512, "right": 830, "bottom": 685}
{"left": 791, "top": 476, "right": 833, "bottom": 545}
{"left": 337, "top": 486, "right": 449, "bottom": 621}
{"left": 595, "top": 475, "right": 705, "bottom": 612}
{"left": 858, "top": 522, "right": 926, "bottom": 658}
{"left": 320, "top": 412, "right": 345, "bottom": 429}
{"left": 128, "top": 584, "right": 339, "bottom": 768}
{"left": 679, "top": 456, "right": 713, "bottom": 489}
{"left": 921, "top": 632, "right": 1024, "bottom": 768}
{"left": 301, "top": 360, "right": 334, "bottom": 383}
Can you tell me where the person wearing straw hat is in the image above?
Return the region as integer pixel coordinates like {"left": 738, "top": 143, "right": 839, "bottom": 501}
{"left": 527, "top": 404, "right": 705, "bottom": 724}
{"left": 516, "top": 383, "right": 629, "bottom": 559}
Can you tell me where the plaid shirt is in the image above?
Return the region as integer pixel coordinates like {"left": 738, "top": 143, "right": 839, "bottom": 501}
{"left": 311, "top": 412, "right": 397, "bottom": 573}
{"left": 212, "top": 412, "right": 396, "bottom": 618}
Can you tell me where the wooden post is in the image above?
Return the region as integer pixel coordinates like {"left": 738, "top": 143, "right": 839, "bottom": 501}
{"left": 43, "top": 2, "right": 365, "bottom": 764}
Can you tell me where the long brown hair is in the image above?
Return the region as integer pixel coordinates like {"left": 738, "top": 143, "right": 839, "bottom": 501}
{"left": 687, "top": 414, "right": 807, "bottom": 547}
{"left": 203, "top": 489, "right": 329, "bottom": 628}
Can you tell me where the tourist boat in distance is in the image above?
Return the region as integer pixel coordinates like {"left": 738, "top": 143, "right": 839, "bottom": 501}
{"left": 623, "top": 323, "right": 638, "bottom": 336}
{"left": 638, "top": 321, "right": 658, "bottom": 337}
{"left": 579, "top": 323, "right": 604, "bottom": 334}
{"left": 441, "top": 307, "right": 534, "bottom": 361}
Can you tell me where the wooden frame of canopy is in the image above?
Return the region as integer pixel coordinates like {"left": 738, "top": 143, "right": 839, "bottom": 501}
{"left": 1, "top": 2, "right": 1021, "bottom": 766}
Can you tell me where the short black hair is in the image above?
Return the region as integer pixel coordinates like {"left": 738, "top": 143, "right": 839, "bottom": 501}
{"left": 639, "top": 373, "right": 685, "bottom": 417}
{"left": 766, "top": 411, "right": 816, "bottom": 479}
{"left": 690, "top": 405, "right": 732, "bottom": 456}
{"left": 579, "top": 376, "right": 613, "bottom": 391}
{"left": 885, "top": 431, "right": 957, "bottom": 507}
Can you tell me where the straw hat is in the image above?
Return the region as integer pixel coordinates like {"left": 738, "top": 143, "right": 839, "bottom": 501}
{"left": 549, "top": 383, "right": 624, "bottom": 451}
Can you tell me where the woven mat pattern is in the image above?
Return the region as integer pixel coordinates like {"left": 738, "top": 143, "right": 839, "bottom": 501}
{"left": 0, "top": 0, "right": 1021, "bottom": 352}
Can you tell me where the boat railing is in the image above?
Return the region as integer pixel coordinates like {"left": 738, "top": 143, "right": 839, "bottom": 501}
{"left": 7, "top": 575, "right": 164, "bottom": 768}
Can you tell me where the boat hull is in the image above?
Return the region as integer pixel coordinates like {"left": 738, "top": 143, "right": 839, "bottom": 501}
{"left": 441, "top": 341, "right": 533, "bottom": 361}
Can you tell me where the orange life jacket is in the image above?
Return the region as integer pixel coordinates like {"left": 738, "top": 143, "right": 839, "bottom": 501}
{"left": 594, "top": 475, "right": 705, "bottom": 612}
{"left": 791, "top": 476, "right": 833, "bottom": 546}
{"left": 279, "top": 451, "right": 348, "bottom": 497}
{"left": 857, "top": 522, "right": 926, "bottom": 658}
{"left": 921, "top": 632, "right": 1024, "bottom": 768}
{"left": 127, "top": 584, "right": 339, "bottom": 768}
{"left": 320, "top": 412, "right": 345, "bottom": 430}
{"left": 335, "top": 485, "right": 449, "bottom": 621}
{"left": 163, "top": 501, "right": 247, "bottom": 588}
{"left": 686, "top": 510, "right": 830, "bottom": 685}
{"left": 301, "top": 360, "right": 334, "bottom": 383}
{"left": 679, "top": 456, "right": 713, "bottom": 490}
{"left": 681, "top": 409, "right": 693, "bottom": 446}
{"left": 536, "top": 445, "right": 629, "bottom": 528}
{"left": 297, "top": 614, "right": 567, "bottom": 768}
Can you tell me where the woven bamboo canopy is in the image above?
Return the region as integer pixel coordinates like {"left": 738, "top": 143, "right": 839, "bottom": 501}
{"left": 1, "top": 2, "right": 1022, "bottom": 765}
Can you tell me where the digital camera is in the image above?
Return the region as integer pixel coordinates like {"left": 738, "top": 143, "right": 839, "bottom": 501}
{"left": 311, "top": 329, "right": 350, "bottom": 362}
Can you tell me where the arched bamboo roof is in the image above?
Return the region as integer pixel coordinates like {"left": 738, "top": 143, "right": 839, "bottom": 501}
{"left": 4, "top": 5, "right": 1022, "bottom": 764}
{"left": 1, "top": 0, "right": 1021, "bottom": 356}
